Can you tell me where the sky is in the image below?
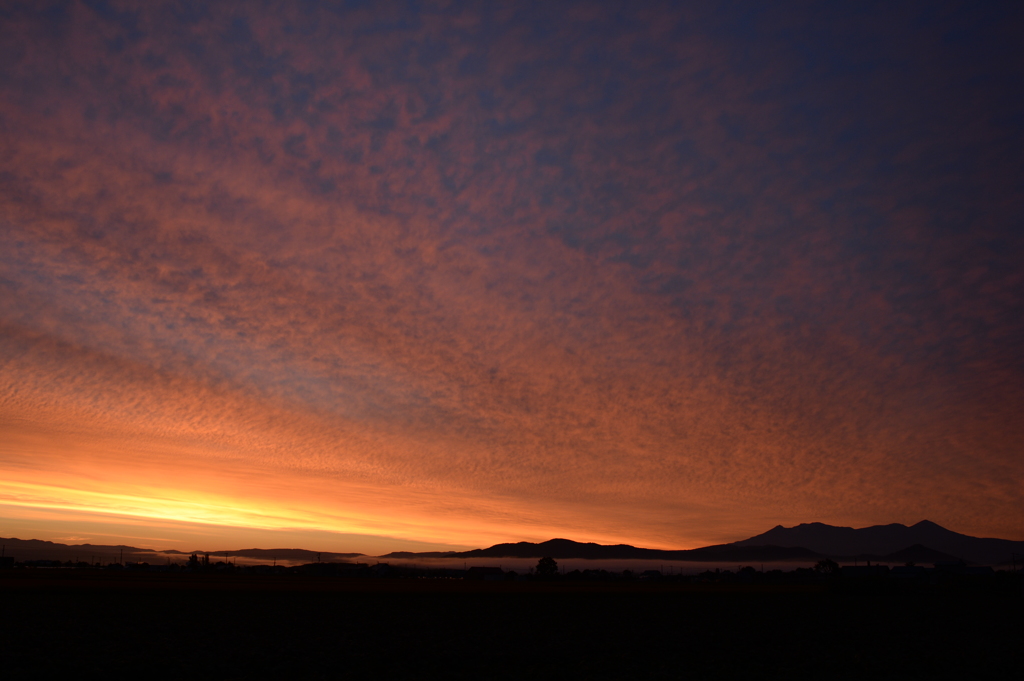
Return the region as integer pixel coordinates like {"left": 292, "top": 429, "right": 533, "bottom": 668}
{"left": 1, "top": 0, "right": 1022, "bottom": 554}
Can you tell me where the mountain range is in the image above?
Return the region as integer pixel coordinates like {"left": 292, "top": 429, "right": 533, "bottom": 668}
{"left": 380, "top": 520, "right": 1024, "bottom": 565}
{"left": 3, "top": 521, "right": 1022, "bottom": 566}
{"left": 731, "top": 520, "right": 1022, "bottom": 564}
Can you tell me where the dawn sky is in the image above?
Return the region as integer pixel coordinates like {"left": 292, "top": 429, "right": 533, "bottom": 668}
{"left": 1, "top": 1, "right": 1022, "bottom": 553}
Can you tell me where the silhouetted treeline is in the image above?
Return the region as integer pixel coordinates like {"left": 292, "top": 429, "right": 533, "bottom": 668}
{"left": 6, "top": 556, "right": 1022, "bottom": 595}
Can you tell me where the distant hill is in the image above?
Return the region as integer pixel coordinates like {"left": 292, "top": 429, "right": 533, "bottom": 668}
{"left": 0, "top": 538, "right": 362, "bottom": 564}
{"left": 381, "top": 539, "right": 822, "bottom": 562}
{"left": 871, "top": 544, "right": 960, "bottom": 565}
{"left": 731, "top": 520, "right": 1024, "bottom": 564}
{"left": 0, "top": 538, "right": 158, "bottom": 564}
{"left": 163, "top": 548, "right": 364, "bottom": 562}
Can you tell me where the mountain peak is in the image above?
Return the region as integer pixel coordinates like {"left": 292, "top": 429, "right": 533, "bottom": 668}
{"left": 539, "top": 538, "right": 582, "bottom": 547}
{"left": 911, "top": 520, "right": 943, "bottom": 529}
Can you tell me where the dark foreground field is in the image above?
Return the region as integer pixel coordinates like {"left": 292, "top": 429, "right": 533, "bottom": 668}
{"left": 2, "top": 572, "right": 1021, "bottom": 679}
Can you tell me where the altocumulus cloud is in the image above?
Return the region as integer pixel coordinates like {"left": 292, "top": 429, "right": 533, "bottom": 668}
{"left": 0, "top": 1, "right": 1022, "bottom": 550}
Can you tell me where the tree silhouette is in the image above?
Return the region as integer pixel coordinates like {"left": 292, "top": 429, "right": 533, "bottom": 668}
{"left": 536, "top": 556, "right": 558, "bottom": 577}
{"left": 814, "top": 558, "right": 839, "bottom": 576}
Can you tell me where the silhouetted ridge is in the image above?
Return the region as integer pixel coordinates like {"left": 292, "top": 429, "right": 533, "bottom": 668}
{"left": 163, "top": 548, "right": 364, "bottom": 561}
{"left": 732, "top": 520, "right": 1023, "bottom": 564}
{"left": 380, "top": 539, "right": 822, "bottom": 561}
{"left": 0, "top": 537, "right": 362, "bottom": 564}
{"left": 6, "top": 520, "right": 1022, "bottom": 566}
{"left": 380, "top": 521, "right": 1024, "bottom": 564}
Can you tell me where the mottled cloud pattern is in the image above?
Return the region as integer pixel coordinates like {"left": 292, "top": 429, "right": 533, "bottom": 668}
{"left": 1, "top": 1, "right": 1022, "bottom": 551}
